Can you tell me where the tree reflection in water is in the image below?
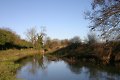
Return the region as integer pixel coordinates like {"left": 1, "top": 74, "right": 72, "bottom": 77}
{"left": 30, "top": 55, "right": 48, "bottom": 75}
{"left": 66, "top": 60, "right": 120, "bottom": 80}
{"left": 17, "top": 56, "right": 120, "bottom": 80}
{"left": 16, "top": 55, "right": 49, "bottom": 80}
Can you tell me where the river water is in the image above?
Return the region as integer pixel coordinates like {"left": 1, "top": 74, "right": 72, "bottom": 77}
{"left": 16, "top": 56, "right": 120, "bottom": 80}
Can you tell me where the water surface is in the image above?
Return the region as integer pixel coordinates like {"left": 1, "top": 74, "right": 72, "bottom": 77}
{"left": 16, "top": 56, "right": 120, "bottom": 80}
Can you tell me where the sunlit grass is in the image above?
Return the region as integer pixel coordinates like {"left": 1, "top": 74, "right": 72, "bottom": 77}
{"left": 0, "top": 49, "right": 41, "bottom": 80}
{"left": 0, "top": 49, "right": 40, "bottom": 61}
{"left": 0, "top": 62, "right": 19, "bottom": 80}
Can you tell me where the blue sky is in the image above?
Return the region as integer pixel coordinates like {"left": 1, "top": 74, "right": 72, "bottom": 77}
{"left": 0, "top": 0, "right": 91, "bottom": 40}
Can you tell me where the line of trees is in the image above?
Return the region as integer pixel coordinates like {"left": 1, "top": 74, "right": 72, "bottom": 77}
{"left": 0, "top": 26, "right": 79, "bottom": 51}
{"left": 0, "top": 27, "right": 47, "bottom": 50}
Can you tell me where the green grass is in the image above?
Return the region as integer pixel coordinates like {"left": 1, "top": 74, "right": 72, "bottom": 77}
{"left": 0, "top": 49, "right": 40, "bottom": 80}
{"left": 0, "top": 62, "right": 19, "bottom": 80}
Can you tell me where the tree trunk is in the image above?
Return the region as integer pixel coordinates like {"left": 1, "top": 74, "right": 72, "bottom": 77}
{"left": 109, "top": 47, "right": 115, "bottom": 65}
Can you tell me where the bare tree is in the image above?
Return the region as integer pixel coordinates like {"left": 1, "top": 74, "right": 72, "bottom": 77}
{"left": 85, "top": 0, "right": 120, "bottom": 41}
{"left": 87, "top": 32, "right": 98, "bottom": 44}
{"left": 26, "top": 27, "right": 37, "bottom": 45}
{"left": 85, "top": 0, "right": 120, "bottom": 64}
{"left": 70, "top": 36, "right": 81, "bottom": 43}
{"left": 39, "top": 26, "right": 47, "bottom": 46}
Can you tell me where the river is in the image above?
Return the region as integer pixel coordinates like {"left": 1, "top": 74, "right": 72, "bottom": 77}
{"left": 16, "top": 56, "right": 120, "bottom": 80}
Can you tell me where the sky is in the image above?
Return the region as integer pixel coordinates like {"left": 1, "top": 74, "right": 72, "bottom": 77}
{"left": 0, "top": 0, "right": 91, "bottom": 40}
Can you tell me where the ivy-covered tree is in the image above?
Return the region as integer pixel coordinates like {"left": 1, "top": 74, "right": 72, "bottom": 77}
{"left": 35, "top": 34, "right": 44, "bottom": 49}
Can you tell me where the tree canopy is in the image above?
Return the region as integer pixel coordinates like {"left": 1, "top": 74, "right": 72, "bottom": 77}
{"left": 0, "top": 28, "right": 17, "bottom": 45}
{"left": 86, "top": 0, "right": 120, "bottom": 41}
{"left": 0, "top": 28, "right": 32, "bottom": 50}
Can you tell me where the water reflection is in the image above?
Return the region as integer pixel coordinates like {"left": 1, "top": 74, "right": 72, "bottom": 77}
{"left": 16, "top": 56, "right": 120, "bottom": 80}
{"left": 66, "top": 60, "right": 120, "bottom": 80}
{"left": 17, "top": 55, "right": 48, "bottom": 80}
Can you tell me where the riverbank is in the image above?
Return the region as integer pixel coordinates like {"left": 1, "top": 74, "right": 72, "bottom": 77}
{"left": 47, "top": 43, "right": 120, "bottom": 65}
{"left": 0, "top": 49, "right": 41, "bottom": 80}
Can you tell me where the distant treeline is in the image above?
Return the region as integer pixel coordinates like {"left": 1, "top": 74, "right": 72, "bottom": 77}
{"left": 49, "top": 33, "right": 120, "bottom": 65}
{"left": 0, "top": 28, "right": 33, "bottom": 50}
{"left": 0, "top": 27, "right": 73, "bottom": 50}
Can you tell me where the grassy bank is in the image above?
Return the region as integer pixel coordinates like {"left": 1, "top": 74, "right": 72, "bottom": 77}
{"left": 0, "top": 49, "right": 40, "bottom": 80}
{"left": 48, "top": 43, "right": 120, "bottom": 65}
